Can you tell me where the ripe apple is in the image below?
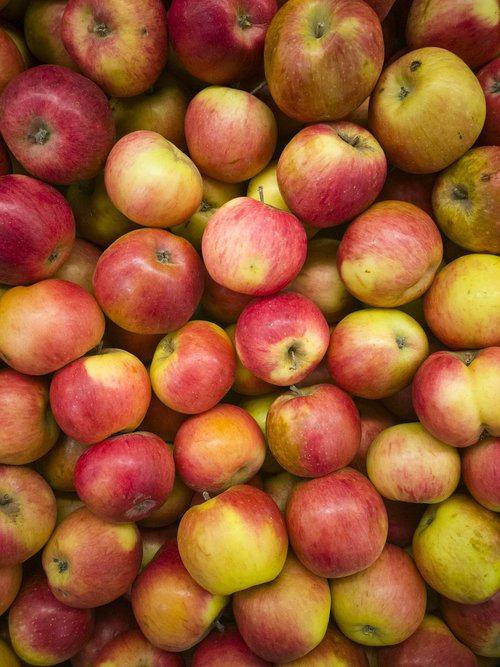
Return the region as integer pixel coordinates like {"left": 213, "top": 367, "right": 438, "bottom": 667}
{"left": 92, "top": 227, "right": 205, "bottom": 335}
{"left": 276, "top": 623, "right": 370, "bottom": 666}
{"left": 412, "top": 494, "right": 500, "bottom": 604}
{"left": 202, "top": 195, "right": 307, "bottom": 296}
{"left": 285, "top": 466, "right": 388, "bottom": 578}
{"left": 0, "top": 562, "right": 22, "bottom": 615}
{"left": 225, "top": 323, "right": 277, "bottom": 396}
{"left": 377, "top": 167, "right": 436, "bottom": 216}
{"left": 440, "top": 590, "right": 500, "bottom": 658}
{"left": 138, "top": 464, "right": 194, "bottom": 530}
{"left": 42, "top": 505, "right": 142, "bottom": 608}
{"left": 330, "top": 543, "right": 427, "bottom": 646}
{"left": 276, "top": 121, "right": 387, "bottom": 229}
{"left": 461, "top": 437, "right": 500, "bottom": 512}
{"left": 264, "top": 0, "right": 385, "bottom": 122}
{"left": 369, "top": 46, "right": 486, "bottom": 174}
{"left": 326, "top": 308, "right": 429, "bottom": 399}
{"left": 477, "top": 56, "right": 500, "bottom": 146}
{"left": 61, "top": 0, "right": 168, "bottom": 97}
{"left": 35, "top": 434, "right": 88, "bottom": 494}
{"left": 234, "top": 291, "right": 331, "bottom": 386}
{"left": 184, "top": 85, "right": 278, "bottom": 183}
{"left": 131, "top": 537, "right": 229, "bottom": 653}
{"left": 92, "top": 628, "right": 184, "bottom": 667}
{"left": 104, "top": 130, "right": 203, "bottom": 229}
{"left": 104, "top": 319, "right": 164, "bottom": 365}
{"left": 53, "top": 237, "right": 101, "bottom": 295}
{"left": 177, "top": 483, "right": 288, "bottom": 596}
{"left": 366, "top": 421, "right": 461, "bottom": 503}
{"left": 350, "top": 398, "right": 397, "bottom": 475}
{"left": 0, "top": 22, "right": 26, "bottom": 94}
{"left": 0, "top": 63, "right": 115, "bottom": 185}
{"left": 23, "top": 0, "right": 80, "bottom": 70}
{"left": 0, "top": 464, "right": 57, "bottom": 567}
{"left": 383, "top": 498, "right": 427, "bottom": 548}
{"left": 191, "top": 624, "right": 272, "bottom": 666}
{"left": 138, "top": 394, "right": 187, "bottom": 443}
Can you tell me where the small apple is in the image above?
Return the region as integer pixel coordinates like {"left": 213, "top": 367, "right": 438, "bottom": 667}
{"left": 461, "top": 437, "right": 500, "bottom": 512}
{"left": 226, "top": 323, "right": 277, "bottom": 397}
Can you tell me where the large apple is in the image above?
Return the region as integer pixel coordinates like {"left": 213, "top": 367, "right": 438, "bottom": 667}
{"left": 369, "top": 47, "right": 486, "bottom": 174}
{"left": 477, "top": 56, "right": 500, "bottom": 146}
{"left": 0, "top": 63, "right": 115, "bottom": 185}
{"left": 440, "top": 590, "right": 500, "bottom": 658}
{"left": 264, "top": 0, "right": 385, "bottom": 122}
{"left": 461, "top": 437, "right": 500, "bottom": 512}
{"left": 61, "top": 0, "right": 168, "bottom": 97}
{"left": 23, "top": 0, "right": 79, "bottom": 70}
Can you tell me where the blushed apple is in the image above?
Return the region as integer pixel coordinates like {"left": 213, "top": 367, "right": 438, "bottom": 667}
{"left": 0, "top": 22, "right": 26, "bottom": 94}
{"left": 0, "top": 562, "right": 22, "bottom": 615}
{"left": 477, "top": 56, "right": 500, "bottom": 146}
{"left": 350, "top": 398, "right": 397, "bottom": 475}
{"left": 226, "top": 323, "right": 277, "bottom": 396}
{"left": 191, "top": 624, "right": 272, "bottom": 666}
{"left": 53, "top": 237, "right": 101, "bottom": 295}
{"left": 35, "top": 434, "right": 88, "bottom": 493}
{"left": 384, "top": 498, "right": 427, "bottom": 548}
{"left": 138, "top": 393, "right": 187, "bottom": 443}
{"left": 275, "top": 623, "right": 370, "bottom": 666}
{"left": 377, "top": 167, "right": 436, "bottom": 216}
{"left": 461, "top": 437, "right": 500, "bottom": 512}
{"left": 92, "top": 628, "right": 184, "bottom": 666}
{"left": 23, "top": 0, "right": 80, "bottom": 70}
{"left": 440, "top": 590, "right": 500, "bottom": 658}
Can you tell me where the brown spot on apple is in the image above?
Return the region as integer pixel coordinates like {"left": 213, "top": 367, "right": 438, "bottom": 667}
{"left": 409, "top": 60, "right": 421, "bottom": 72}
{"left": 0, "top": 494, "right": 20, "bottom": 521}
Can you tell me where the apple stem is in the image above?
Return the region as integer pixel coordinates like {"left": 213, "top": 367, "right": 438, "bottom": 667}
{"left": 202, "top": 491, "right": 211, "bottom": 501}
{"left": 289, "top": 385, "right": 301, "bottom": 396}
{"left": 288, "top": 346, "right": 297, "bottom": 371}
{"left": 249, "top": 80, "right": 267, "bottom": 96}
{"left": 258, "top": 185, "right": 265, "bottom": 204}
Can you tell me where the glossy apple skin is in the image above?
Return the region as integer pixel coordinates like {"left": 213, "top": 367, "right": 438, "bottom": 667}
{"left": 264, "top": 0, "right": 384, "bottom": 122}
{"left": 74, "top": 431, "right": 175, "bottom": 523}
{"left": 61, "top": 0, "right": 168, "bottom": 97}
{"left": 131, "top": 537, "right": 229, "bottom": 653}
{"left": 330, "top": 543, "right": 427, "bottom": 646}
{"left": 92, "top": 228, "right": 205, "bottom": 335}
{"left": 53, "top": 237, "right": 101, "bottom": 295}
{"left": 177, "top": 484, "right": 288, "bottom": 596}
{"left": 93, "top": 628, "right": 184, "bottom": 667}
{"left": 0, "top": 64, "right": 115, "bottom": 185}
{"left": 0, "top": 23, "right": 26, "bottom": 93}
{"left": 412, "top": 348, "right": 500, "bottom": 448}
{"left": 23, "top": 0, "right": 79, "bottom": 70}
{"left": 477, "top": 56, "right": 500, "bottom": 146}
{"left": 285, "top": 467, "right": 388, "bottom": 578}
{"left": 202, "top": 196, "right": 307, "bottom": 297}
{"left": 461, "top": 437, "right": 500, "bottom": 512}
{"left": 226, "top": 323, "right": 277, "bottom": 397}
{"left": 412, "top": 494, "right": 500, "bottom": 604}
{"left": 0, "top": 173, "right": 75, "bottom": 285}
{"left": 192, "top": 625, "right": 272, "bottom": 666}
{"left": 440, "top": 590, "right": 500, "bottom": 658}
{"left": 42, "top": 506, "right": 142, "bottom": 608}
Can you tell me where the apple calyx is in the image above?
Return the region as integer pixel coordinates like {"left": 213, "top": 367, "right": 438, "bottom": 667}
{"left": 0, "top": 493, "right": 20, "bottom": 520}
{"left": 237, "top": 11, "right": 252, "bottom": 30}
{"left": 90, "top": 22, "right": 112, "bottom": 38}
{"left": 361, "top": 624, "right": 378, "bottom": 638}
{"left": 452, "top": 184, "right": 468, "bottom": 201}
{"left": 155, "top": 249, "right": 172, "bottom": 264}
{"left": 490, "top": 80, "right": 500, "bottom": 94}
{"left": 52, "top": 556, "right": 69, "bottom": 574}
{"left": 29, "top": 125, "right": 50, "bottom": 146}
{"left": 395, "top": 335, "right": 407, "bottom": 350}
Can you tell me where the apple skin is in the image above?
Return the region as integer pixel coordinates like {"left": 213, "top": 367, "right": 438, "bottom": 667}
{"left": 0, "top": 173, "right": 75, "bottom": 286}
{"left": 330, "top": 543, "right": 427, "bottom": 646}
{"left": 104, "top": 130, "right": 203, "bottom": 229}
{"left": 0, "top": 562, "right": 22, "bottom": 615}
{"left": 42, "top": 505, "right": 143, "bottom": 608}
{"left": 92, "top": 628, "right": 185, "bottom": 667}
{"left": 138, "top": 393, "right": 188, "bottom": 443}
{"left": 411, "top": 347, "right": 500, "bottom": 448}
{"left": 383, "top": 498, "right": 427, "bottom": 548}
{"left": 276, "top": 121, "right": 387, "bottom": 229}
{"left": 0, "top": 64, "right": 115, "bottom": 185}
{"left": 377, "top": 613, "right": 480, "bottom": 667}
{"left": 431, "top": 145, "right": 500, "bottom": 253}
{"left": 285, "top": 466, "right": 388, "bottom": 578}
{"left": 412, "top": 494, "right": 500, "bottom": 604}
{"left": 477, "top": 57, "right": 500, "bottom": 146}
{"left": 73, "top": 431, "right": 175, "bottom": 523}
{"left": 350, "top": 398, "right": 397, "bottom": 475}
{"left": 184, "top": 85, "right": 278, "bottom": 183}
{"left": 201, "top": 273, "right": 255, "bottom": 327}
{"left": 49, "top": 347, "right": 152, "bottom": 446}
{"left": 265, "top": 383, "right": 361, "bottom": 477}
{"left": 150, "top": 319, "right": 237, "bottom": 414}
{"left": 461, "top": 437, "right": 500, "bottom": 512}
{"left": 226, "top": 322, "right": 277, "bottom": 397}
{"left": 0, "top": 22, "right": 26, "bottom": 94}
{"left": 8, "top": 575, "right": 95, "bottom": 665}
{"left": 173, "top": 403, "right": 267, "bottom": 494}
{"left": 23, "top": 0, "right": 80, "bottom": 70}
{"left": 104, "top": 319, "right": 164, "bottom": 365}
{"left": 61, "top": 0, "right": 168, "bottom": 97}
{"left": 440, "top": 590, "right": 500, "bottom": 658}
{"left": 192, "top": 624, "right": 272, "bottom": 666}
{"left": 0, "top": 368, "right": 59, "bottom": 465}
{"left": 369, "top": 47, "right": 486, "bottom": 174}
{"left": 177, "top": 483, "right": 288, "bottom": 596}
{"left": 377, "top": 167, "right": 436, "bottom": 216}
{"left": 337, "top": 199, "right": 443, "bottom": 307}
{"left": 131, "top": 537, "right": 229, "bottom": 653}
{"left": 264, "top": 0, "right": 385, "bottom": 122}
{"left": 366, "top": 421, "right": 461, "bottom": 503}
{"left": 92, "top": 227, "right": 205, "bottom": 335}
{"left": 137, "top": 468, "right": 194, "bottom": 529}
{"left": 234, "top": 291, "right": 331, "bottom": 387}
{"left": 405, "top": 0, "right": 500, "bottom": 70}
{"left": 275, "top": 623, "right": 370, "bottom": 666}
{"left": 52, "top": 237, "right": 101, "bottom": 295}
{"left": 326, "top": 308, "right": 429, "bottom": 400}
{"left": 168, "top": 0, "right": 278, "bottom": 84}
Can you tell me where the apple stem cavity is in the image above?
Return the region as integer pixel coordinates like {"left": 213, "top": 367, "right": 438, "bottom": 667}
{"left": 0, "top": 493, "right": 20, "bottom": 520}
{"left": 452, "top": 184, "right": 469, "bottom": 200}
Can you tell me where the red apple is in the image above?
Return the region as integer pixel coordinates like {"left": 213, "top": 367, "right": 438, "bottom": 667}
{"left": 0, "top": 136, "right": 11, "bottom": 175}
{"left": 137, "top": 466, "right": 194, "bottom": 530}
{"left": 92, "top": 628, "right": 184, "bottom": 666}
{"left": 200, "top": 272, "right": 254, "bottom": 325}
{"left": 226, "top": 323, "right": 277, "bottom": 397}
{"left": 138, "top": 393, "right": 188, "bottom": 443}
{"left": 440, "top": 590, "right": 500, "bottom": 658}
{"left": 192, "top": 624, "right": 272, "bottom": 666}
{"left": 53, "top": 237, "right": 101, "bottom": 294}
{"left": 23, "top": 0, "right": 80, "bottom": 70}
{"left": 275, "top": 623, "right": 370, "bottom": 666}
{"left": 477, "top": 56, "right": 500, "bottom": 146}
{"left": 350, "top": 398, "right": 398, "bottom": 475}
{"left": 461, "top": 437, "right": 500, "bottom": 512}
{"left": 384, "top": 498, "right": 427, "bottom": 548}
{"left": 0, "top": 562, "right": 22, "bottom": 616}
{"left": 140, "top": 524, "right": 177, "bottom": 569}
{"left": 377, "top": 167, "right": 436, "bottom": 216}
{"left": 104, "top": 319, "right": 164, "bottom": 365}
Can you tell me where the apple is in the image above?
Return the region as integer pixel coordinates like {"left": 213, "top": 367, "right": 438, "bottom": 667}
{"left": 173, "top": 403, "right": 267, "bottom": 494}
{"left": 184, "top": 85, "right": 278, "bottom": 183}
{"left": 405, "top": 0, "right": 500, "bottom": 70}
{"left": 365, "top": 0, "right": 396, "bottom": 20}
{"left": 8, "top": 575, "right": 95, "bottom": 665}
{"left": 49, "top": 347, "right": 152, "bottom": 445}
{"left": 74, "top": 431, "right": 175, "bottom": 523}
{"left": 247, "top": 159, "right": 291, "bottom": 212}
{"left": 23, "top": 0, "right": 80, "bottom": 70}
{"left": 0, "top": 464, "right": 57, "bottom": 567}
{"left": 103, "top": 319, "right": 164, "bottom": 365}
{"left": 477, "top": 56, "right": 500, "bottom": 146}
{"left": 192, "top": 624, "right": 272, "bottom": 666}
{"left": 337, "top": 200, "right": 443, "bottom": 307}
{"left": 0, "top": 639, "right": 20, "bottom": 667}
{"left": 265, "top": 383, "right": 361, "bottom": 477}
{"left": 377, "top": 613, "right": 480, "bottom": 667}
{"left": 92, "top": 628, "right": 184, "bottom": 666}
{"left": 104, "top": 130, "right": 204, "bottom": 229}
{"left": 276, "top": 121, "right": 387, "bottom": 229}
{"left": 42, "top": 505, "right": 143, "bottom": 608}
{"left": 53, "top": 237, "right": 101, "bottom": 295}
{"left": 61, "top": 0, "right": 168, "bottom": 97}
{"left": 330, "top": 543, "right": 427, "bottom": 646}
{"left": 137, "top": 465, "right": 194, "bottom": 529}
{"left": 131, "top": 536, "right": 229, "bottom": 653}
{"left": 412, "top": 493, "right": 500, "bottom": 604}
{"left": 35, "top": 434, "right": 88, "bottom": 493}
{"left": 177, "top": 483, "right": 288, "bottom": 596}
{"left": 285, "top": 466, "right": 388, "bottom": 578}
{"left": 0, "top": 562, "right": 22, "bottom": 616}
{"left": 461, "top": 437, "right": 500, "bottom": 512}
{"left": 0, "top": 22, "right": 26, "bottom": 94}
{"left": 440, "top": 590, "right": 500, "bottom": 658}
{"left": 383, "top": 498, "right": 427, "bottom": 548}
{"left": 0, "top": 368, "right": 59, "bottom": 465}
{"left": 350, "top": 398, "right": 397, "bottom": 475}
{"left": 92, "top": 227, "right": 205, "bottom": 335}
{"left": 234, "top": 291, "right": 331, "bottom": 386}
{"left": 326, "top": 308, "right": 429, "bottom": 399}
{"left": 0, "top": 173, "right": 75, "bottom": 286}
{"left": 411, "top": 347, "right": 500, "bottom": 448}
{"left": 238, "top": 390, "right": 286, "bottom": 473}
{"left": 366, "top": 421, "right": 461, "bottom": 503}
{"left": 138, "top": 394, "right": 187, "bottom": 443}
{"left": 369, "top": 47, "right": 487, "bottom": 174}
{"left": 139, "top": 525, "right": 177, "bottom": 569}
{"left": 226, "top": 323, "right": 277, "bottom": 396}
{"left": 54, "top": 492, "right": 86, "bottom": 526}
{"left": 150, "top": 319, "right": 236, "bottom": 414}
{"left": 377, "top": 167, "right": 436, "bottom": 216}
{"left": 264, "top": 0, "right": 385, "bottom": 122}
{"left": 0, "top": 63, "right": 115, "bottom": 185}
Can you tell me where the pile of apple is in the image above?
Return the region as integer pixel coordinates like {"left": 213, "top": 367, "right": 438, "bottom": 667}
{"left": 0, "top": 0, "right": 499, "bottom": 665}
